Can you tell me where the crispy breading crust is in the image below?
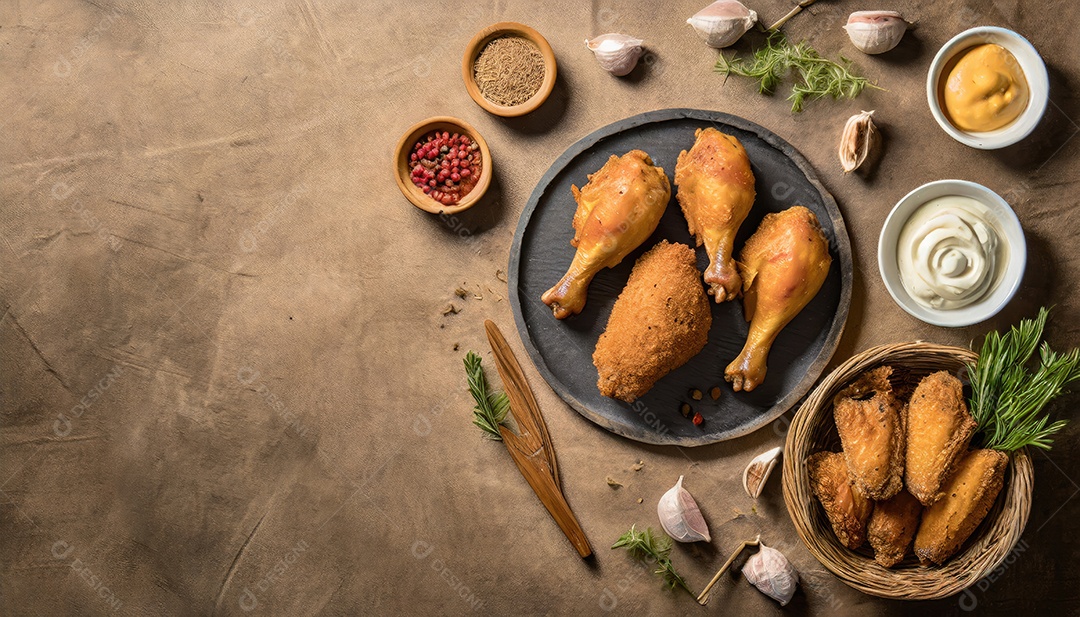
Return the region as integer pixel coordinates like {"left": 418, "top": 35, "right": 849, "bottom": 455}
{"left": 592, "top": 241, "right": 712, "bottom": 402}
{"left": 808, "top": 451, "right": 874, "bottom": 549}
{"left": 833, "top": 366, "right": 905, "bottom": 500}
{"left": 868, "top": 490, "right": 923, "bottom": 567}
{"left": 905, "top": 371, "right": 978, "bottom": 506}
{"left": 914, "top": 449, "right": 1008, "bottom": 565}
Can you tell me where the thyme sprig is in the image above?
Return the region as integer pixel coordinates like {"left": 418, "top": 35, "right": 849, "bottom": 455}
{"left": 464, "top": 351, "right": 511, "bottom": 440}
{"left": 612, "top": 525, "right": 693, "bottom": 595}
{"left": 968, "top": 307, "right": 1080, "bottom": 451}
{"left": 715, "top": 31, "right": 877, "bottom": 112}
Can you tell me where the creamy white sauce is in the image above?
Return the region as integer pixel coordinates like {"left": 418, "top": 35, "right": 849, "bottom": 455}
{"left": 896, "top": 195, "right": 1007, "bottom": 310}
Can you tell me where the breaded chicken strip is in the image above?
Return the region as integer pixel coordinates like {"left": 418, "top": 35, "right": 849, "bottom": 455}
{"left": 833, "top": 366, "right": 904, "bottom": 500}
{"left": 905, "top": 371, "right": 978, "bottom": 505}
{"left": 593, "top": 241, "right": 711, "bottom": 402}
{"left": 915, "top": 449, "right": 1008, "bottom": 565}
{"left": 808, "top": 451, "right": 874, "bottom": 549}
{"left": 868, "top": 490, "right": 922, "bottom": 567}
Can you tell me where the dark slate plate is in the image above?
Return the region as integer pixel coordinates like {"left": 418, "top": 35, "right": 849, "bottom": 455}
{"left": 508, "top": 109, "right": 852, "bottom": 446}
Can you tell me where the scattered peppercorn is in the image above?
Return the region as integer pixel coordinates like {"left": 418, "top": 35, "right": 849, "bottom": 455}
{"left": 679, "top": 402, "right": 692, "bottom": 417}
{"left": 692, "top": 412, "right": 704, "bottom": 427}
{"left": 690, "top": 388, "right": 703, "bottom": 401}
{"left": 710, "top": 386, "right": 722, "bottom": 401}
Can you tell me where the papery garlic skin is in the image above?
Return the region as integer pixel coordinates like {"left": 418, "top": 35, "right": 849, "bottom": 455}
{"left": 687, "top": 0, "right": 758, "bottom": 49}
{"left": 657, "top": 475, "right": 711, "bottom": 543}
{"left": 743, "top": 544, "right": 799, "bottom": 606}
{"left": 585, "top": 33, "right": 645, "bottom": 77}
{"left": 844, "top": 11, "right": 907, "bottom": 54}
{"left": 839, "top": 110, "right": 880, "bottom": 173}
{"left": 743, "top": 446, "right": 782, "bottom": 498}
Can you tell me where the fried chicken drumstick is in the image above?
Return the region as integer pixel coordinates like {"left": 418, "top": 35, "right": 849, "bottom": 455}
{"left": 674, "top": 127, "right": 756, "bottom": 302}
{"left": 725, "top": 206, "right": 832, "bottom": 392}
{"left": 542, "top": 150, "right": 670, "bottom": 319}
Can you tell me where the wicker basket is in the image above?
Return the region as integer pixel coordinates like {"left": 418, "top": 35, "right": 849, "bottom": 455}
{"left": 782, "top": 342, "right": 1033, "bottom": 600}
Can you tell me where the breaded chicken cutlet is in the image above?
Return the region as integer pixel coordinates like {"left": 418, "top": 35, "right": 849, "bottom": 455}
{"left": 833, "top": 366, "right": 905, "bottom": 500}
{"left": 593, "top": 241, "right": 711, "bottom": 402}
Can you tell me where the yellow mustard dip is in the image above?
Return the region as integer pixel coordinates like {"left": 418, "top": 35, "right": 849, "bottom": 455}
{"left": 943, "top": 43, "right": 1029, "bottom": 132}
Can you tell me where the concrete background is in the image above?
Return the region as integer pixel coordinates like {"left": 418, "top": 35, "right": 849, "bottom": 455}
{"left": 2, "top": 0, "right": 1078, "bottom": 615}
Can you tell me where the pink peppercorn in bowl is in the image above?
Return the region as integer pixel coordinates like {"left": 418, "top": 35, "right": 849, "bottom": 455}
{"left": 394, "top": 116, "right": 492, "bottom": 215}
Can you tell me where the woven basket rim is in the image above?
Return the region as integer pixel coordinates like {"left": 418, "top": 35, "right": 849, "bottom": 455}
{"left": 782, "top": 341, "right": 1033, "bottom": 600}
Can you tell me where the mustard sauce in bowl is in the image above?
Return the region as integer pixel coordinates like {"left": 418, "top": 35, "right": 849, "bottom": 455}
{"left": 944, "top": 43, "right": 1029, "bottom": 132}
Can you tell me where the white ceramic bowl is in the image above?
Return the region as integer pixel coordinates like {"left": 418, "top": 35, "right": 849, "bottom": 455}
{"left": 878, "top": 180, "right": 1026, "bottom": 327}
{"left": 927, "top": 27, "right": 1049, "bottom": 149}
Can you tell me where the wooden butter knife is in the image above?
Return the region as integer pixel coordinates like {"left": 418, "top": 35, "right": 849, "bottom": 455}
{"left": 484, "top": 319, "right": 592, "bottom": 558}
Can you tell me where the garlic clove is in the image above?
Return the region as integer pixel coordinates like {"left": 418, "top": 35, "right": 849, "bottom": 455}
{"left": 743, "top": 446, "right": 782, "bottom": 499}
{"left": 843, "top": 10, "right": 908, "bottom": 55}
{"left": 585, "top": 33, "right": 645, "bottom": 77}
{"left": 687, "top": 0, "right": 758, "bottom": 49}
{"left": 657, "top": 475, "right": 711, "bottom": 543}
{"left": 838, "top": 110, "right": 881, "bottom": 173}
{"left": 743, "top": 544, "right": 799, "bottom": 606}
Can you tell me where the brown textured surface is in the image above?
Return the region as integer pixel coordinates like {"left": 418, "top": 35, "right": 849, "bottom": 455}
{"left": 2, "top": 0, "right": 1079, "bottom": 615}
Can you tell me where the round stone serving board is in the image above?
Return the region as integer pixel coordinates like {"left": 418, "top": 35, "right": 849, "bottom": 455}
{"left": 508, "top": 108, "right": 852, "bottom": 446}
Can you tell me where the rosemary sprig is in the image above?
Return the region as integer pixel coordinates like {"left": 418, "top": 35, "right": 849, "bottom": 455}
{"left": 612, "top": 525, "right": 693, "bottom": 595}
{"left": 715, "top": 31, "right": 876, "bottom": 112}
{"left": 464, "top": 351, "right": 511, "bottom": 439}
{"left": 968, "top": 307, "right": 1080, "bottom": 451}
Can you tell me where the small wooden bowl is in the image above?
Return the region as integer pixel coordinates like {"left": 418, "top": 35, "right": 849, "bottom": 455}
{"left": 393, "top": 116, "right": 492, "bottom": 215}
{"left": 782, "top": 342, "right": 1033, "bottom": 600}
{"left": 462, "top": 22, "right": 557, "bottom": 117}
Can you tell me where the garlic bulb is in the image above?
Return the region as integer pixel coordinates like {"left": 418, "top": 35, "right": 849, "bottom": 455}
{"left": 743, "top": 446, "right": 782, "bottom": 498}
{"left": 838, "top": 110, "right": 881, "bottom": 173}
{"left": 743, "top": 544, "right": 799, "bottom": 606}
{"left": 844, "top": 11, "right": 908, "bottom": 54}
{"left": 585, "top": 34, "right": 644, "bottom": 77}
{"left": 687, "top": 0, "right": 758, "bottom": 49}
{"left": 657, "top": 475, "right": 711, "bottom": 542}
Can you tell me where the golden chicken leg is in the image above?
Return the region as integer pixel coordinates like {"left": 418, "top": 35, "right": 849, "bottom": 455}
{"left": 542, "top": 150, "right": 671, "bottom": 319}
{"left": 674, "top": 128, "right": 756, "bottom": 302}
{"left": 726, "top": 206, "right": 831, "bottom": 392}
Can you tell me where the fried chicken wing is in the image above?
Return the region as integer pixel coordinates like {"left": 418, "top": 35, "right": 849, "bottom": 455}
{"left": 833, "top": 366, "right": 905, "bottom": 500}
{"left": 542, "top": 150, "right": 671, "bottom": 319}
{"left": 808, "top": 451, "right": 874, "bottom": 549}
{"left": 725, "top": 206, "right": 832, "bottom": 392}
{"left": 914, "top": 449, "right": 1008, "bottom": 565}
{"left": 905, "top": 371, "right": 978, "bottom": 505}
{"left": 593, "top": 241, "right": 711, "bottom": 402}
{"left": 868, "top": 490, "right": 923, "bottom": 567}
{"left": 674, "top": 127, "right": 756, "bottom": 302}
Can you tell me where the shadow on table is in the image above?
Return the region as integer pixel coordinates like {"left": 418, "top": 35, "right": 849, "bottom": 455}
{"left": 499, "top": 69, "right": 571, "bottom": 135}
{"left": 989, "top": 63, "right": 1078, "bottom": 172}
{"left": 429, "top": 168, "right": 507, "bottom": 241}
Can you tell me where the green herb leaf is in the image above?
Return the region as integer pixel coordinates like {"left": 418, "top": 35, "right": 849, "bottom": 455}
{"left": 612, "top": 525, "right": 694, "bottom": 595}
{"left": 714, "top": 31, "right": 877, "bottom": 112}
{"left": 968, "top": 307, "right": 1080, "bottom": 451}
{"left": 464, "top": 351, "right": 511, "bottom": 440}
